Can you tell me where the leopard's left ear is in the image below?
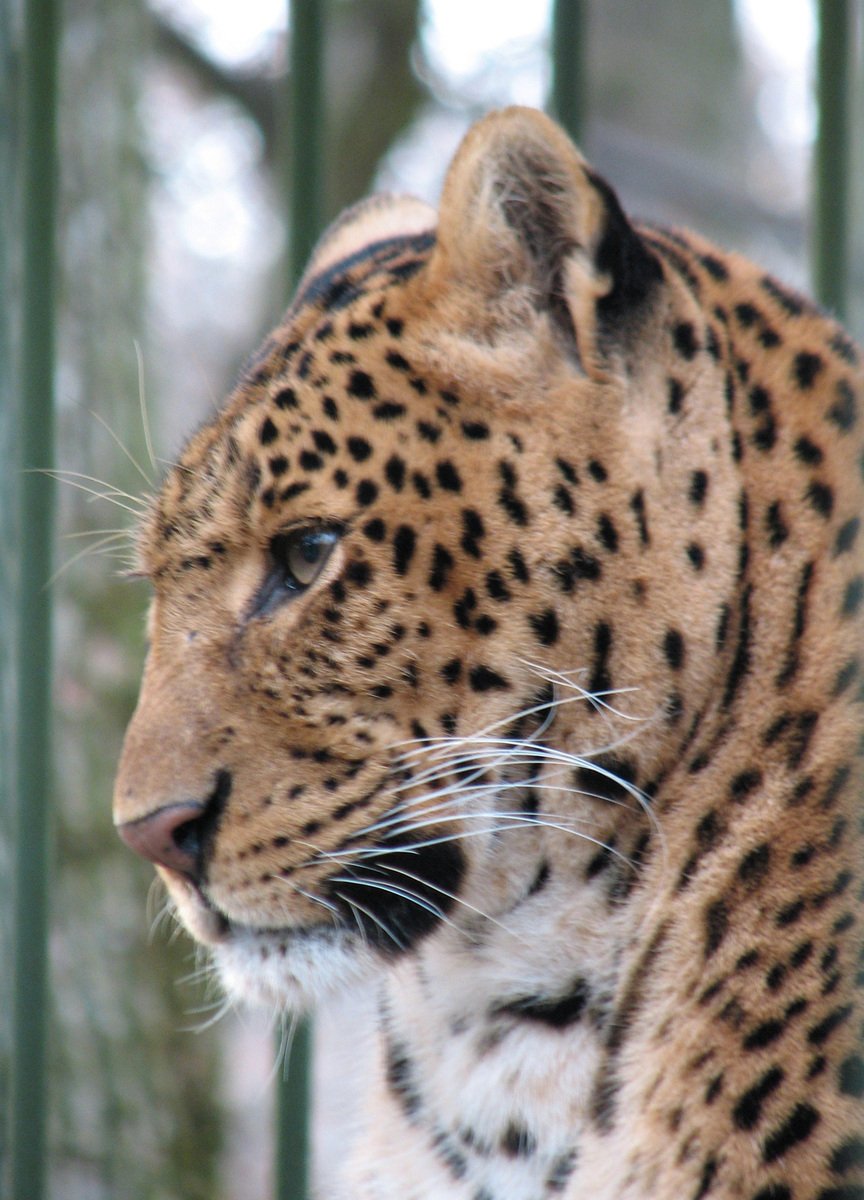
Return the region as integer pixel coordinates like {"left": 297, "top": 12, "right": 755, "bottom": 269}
{"left": 428, "top": 107, "right": 662, "bottom": 374}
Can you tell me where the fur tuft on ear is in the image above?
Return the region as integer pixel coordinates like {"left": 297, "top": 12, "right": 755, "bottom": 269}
{"left": 429, "top": 107, "right": 661, "bottom": 373}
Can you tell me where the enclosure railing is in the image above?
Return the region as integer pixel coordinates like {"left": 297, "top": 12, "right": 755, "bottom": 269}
{"left": 7, "top": 1, "right": 860, "bottom": 1197}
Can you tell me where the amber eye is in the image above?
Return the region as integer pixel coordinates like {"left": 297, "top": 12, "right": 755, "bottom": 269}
{"left": 273, "top": 528, "right": 339, "bottom": 589}
{"left": 252, "top": 527, "right": 340, "bottom": 617}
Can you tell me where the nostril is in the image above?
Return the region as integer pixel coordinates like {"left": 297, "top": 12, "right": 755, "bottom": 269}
{"left": 172, "top": 815, "right": 203, "bottom": 860}
{"left": 117, "top": 801, "right": 207, "bottom": 878}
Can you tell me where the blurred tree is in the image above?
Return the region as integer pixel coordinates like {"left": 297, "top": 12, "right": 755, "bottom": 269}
{"left": 51, "top": 0, "right": 225, "bottom": 1195}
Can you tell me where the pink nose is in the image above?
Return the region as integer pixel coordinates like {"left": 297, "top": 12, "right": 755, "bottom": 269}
{"left": 116, "top": 801, "right": 206, "bottom": 877}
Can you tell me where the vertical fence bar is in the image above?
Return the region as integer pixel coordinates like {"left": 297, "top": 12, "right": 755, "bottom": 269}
{"left": 812, "top": 0, "right": 853, "bottom": 319}
{"left": 275, "top": 5, "right": 326, "bottom": 1198}
{"left": 287, "top": 0, "right": 325, "bottom": 288}
{"left": 550, "top": 0, "right": 585, "bottom": 143}
{"left": 11, "top": 0, "right": 59, "bottom": 1197}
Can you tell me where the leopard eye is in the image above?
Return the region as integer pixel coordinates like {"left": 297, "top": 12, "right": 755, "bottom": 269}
{"left": 251, "top": 527, "right": 340, "bottom": 618}
{"left": 272, "top": 528, "right": 339, "bottom": 589}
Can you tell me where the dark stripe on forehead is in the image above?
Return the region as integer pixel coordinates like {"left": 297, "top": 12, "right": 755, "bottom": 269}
{"left": 293, "top": 231, "right": 437, "bottom": 313}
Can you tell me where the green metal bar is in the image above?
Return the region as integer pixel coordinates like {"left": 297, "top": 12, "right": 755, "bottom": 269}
{"left": 812, "top": 0, "right": 854, "bottom": 318}
{"left": 275, "top": 4, "right": 327, "bottom": 1198}
{"left": 550, "top": 0, "right": 585, "bottom": 144}
{"left": 275, "top": 1019, "right": 312, "bottom": 1200}
{"left": 288, "top": 0, "right": 326, "bottom": 288}
{"left": 11, "top": 0, "right": 59, "bottom": 1197}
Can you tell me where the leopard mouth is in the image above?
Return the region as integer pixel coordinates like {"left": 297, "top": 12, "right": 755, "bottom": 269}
{"left": 161, "top": 830, "right": 468, "bottom": 964}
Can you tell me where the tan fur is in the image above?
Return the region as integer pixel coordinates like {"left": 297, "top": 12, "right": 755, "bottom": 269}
{"left": 115, "top": 109, "right": 864, "bottom": 1199}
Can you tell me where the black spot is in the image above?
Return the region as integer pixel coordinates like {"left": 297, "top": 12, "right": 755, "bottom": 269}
{"left": 588, "top": 459, "right": 608, "bottom": 482}
{"left": 701, "top": 254, "right": 729, "bottom": 281}
{"left": 839, "top": 1055, "right": 864, "bottom": 1098}
{"left": 793, "top": 351, "right": 823, "bottom": 389}
{"left": 831, "top": 1138, "right": 864, "bottom": 1175}
{"left": 794, "top": 435, "right": 823, "bottom": 465}
{"left": 495, "top": 978, "right": 590, "bottom": 1028}
{"left": 485, "top": 570, "right": 511, "bottom": 601}
{"left": 546, "top": 1150, "right": 578, "bottom": 1192}
{"left": 762, "top": 1102, "right": 819, "bottom": 1163}
{"left": 834, "top": 516, "right": 860, "bottom": 555}
{"left": 280, "top": 481, "right": 310, "bottom": 503}
{"left": 373, "top": 401, "right": 406, "bottom": 421}
{"left": 705, "top": 899, "right": 729, "bottom": 957}
{"left": 553, "top": 484, "right": 574, "bottom": 515}
{"left": 508, "top": 547, "right": 530, "bottom": 582}
{"left": 385, "top": 349, "right": 410, "bottom": 371}
{"left": 529, "top": 609, "right": 559, "bottom": 646}
{"left": 347, "top": 369, "right": 376, "bottom": 399}
{"left": 385, "top": 455, "right": 406, "bottom": 491}
{"left": 347, "top": 436, "right": 372, "bottom": 462}
{"left": 461, "top": 421, "right": 489, "bottom": 439}
{"left": 312, "top": 429, "right": 337, "bottom": 455}
{"left": 806, "top": 480, "right": 834, "bottom": 517}
{"left": 501, "top": 1123, "right": 537, "bottom": 1158}
{"left": 663, "top": 629, "right": 685, "bottom": 670}
{"left": 673, "top": 321, "right": 699, "bottom": 359}
{"left": 752, "top": 1187, "right": 791, "bottom": 1200}
{"left": 393, "top": 526, "right": 416, "bottom": 576}
{"left": 441, "top": 658, "right": 462, "bottom": 685}
{"left": 498, "top": 484, "right": 529, "bottom": 526}
{"left": 453, "top": 587, "right": 477, "bottom": 629}
{"left": 730, "top": 769, "right": 762, "bottom": 803}
{"left": 386, "top": 317, "right": 403, "bottom": 337}
{"left": 689, "top": 470, "right": 709, "bottom": 505}
{"left": 299, "top": 450, "right": 324, "bottom": 471}
{"left": 412, "top": 471, "right": 431, "bottom": 499}
{"left": 842, "top": 576, "right": 864, "bottom": 617}
{"left": 355, "top": 479, "right": 379, "bottom": 506}
{"left": 743, "top": 1019, "right": 785, "bottom": 1051}
{"left": 807, "top": 1004, "right": 852, "bottom": 1046}
{"left": 766, "top": 502, "right": 788, "bottom": 548}
{"left": 733, "top": 1066, "right": 784, "bottom": 1129}
{"left": 723, "top": 586, "right": 753, "bottom": 709}
{"left": 556, "top": 457, "right": 579, "bottom": 484}
{"left": 461, "top": 509, "right": 485, "bottom": 558}
{"left": 385, "top": 1038, "right": 422, "bottom": 1118}
{"left": 596, "top": 514, "right": 619, "bottom": 552}
{"left": 630, "top": 490, "right": 650, "bottom": 545}
{"left": 268, "top": 455, "right": 289, "bottom": 476}
{"left": 469, "top": 665, "right": 509, "bottom": 692}
{"left": 828, "top": 379, "right": 857, "bottom": 431}
{"left": 668, "top": 377, "right": 685, "bottom": 415}
{"left": 428, "top": 544, "right": 454, "bottom": 592}
{"left": 687, "top": 543, "right": 706, "bottom": 570}
{"left": 259, "top": 417, "right": 278, "bottom": 445}
{"left": 417, "top": 421, "right": 440, "bottom": 443}
{"left": 364, "top": 518, "right": 386, "bottom": 542}
{"left": 346, "top": 559, "right": 372, "bottom": 588}
{"left": 694, "top": 1157, "right": 717, "bottom": 1200}
{"left": 274, "top": 386, "right": 298, "bottom": 410}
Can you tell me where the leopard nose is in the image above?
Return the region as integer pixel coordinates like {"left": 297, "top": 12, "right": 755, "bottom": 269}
{"left": 116, "top": 801, "right": 207, "bottom": 878}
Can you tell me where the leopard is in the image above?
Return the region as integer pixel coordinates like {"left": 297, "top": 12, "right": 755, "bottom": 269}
{"left": 114, "top": 107, "right": 864, "bottom": 1200}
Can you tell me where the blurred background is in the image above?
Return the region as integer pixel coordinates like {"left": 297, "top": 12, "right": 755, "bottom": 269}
{"left": 2, "top": 1, "right": 863, "bottom": 1197}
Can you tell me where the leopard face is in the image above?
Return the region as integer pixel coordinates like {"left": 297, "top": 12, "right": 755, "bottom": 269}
{"left": 114, "top": 109, "right": 864, "bottom": 1198}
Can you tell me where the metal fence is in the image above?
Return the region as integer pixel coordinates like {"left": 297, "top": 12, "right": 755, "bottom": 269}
{"left": 5, "top": 1, "right": 861, "bottom": 1197}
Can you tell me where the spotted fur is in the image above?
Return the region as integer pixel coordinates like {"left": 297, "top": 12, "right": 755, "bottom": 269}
{"left": 115, "top": 109, "right": 864, "bottom": 1199}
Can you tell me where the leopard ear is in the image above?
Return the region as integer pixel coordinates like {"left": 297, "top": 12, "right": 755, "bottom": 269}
{"left": 429, "top": 107, "right": 661, "bottom": 373}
